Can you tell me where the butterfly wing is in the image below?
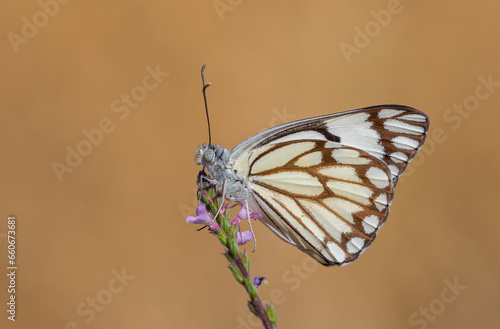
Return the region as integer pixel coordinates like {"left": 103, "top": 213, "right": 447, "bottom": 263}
{"left": 228, "top": 105, "right": 429, "bottom": 266}
{"left": 234, "top": 140, "right": 394, "bottom": 265}
{"left": 230, "top": 105, "right": 429, "bottom": 185}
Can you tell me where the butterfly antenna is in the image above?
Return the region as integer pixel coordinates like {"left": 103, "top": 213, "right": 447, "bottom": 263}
{"left": 197, "top": 65, "right": 212, "bottom": 232}
{"left": 201, "top": 64, "right": 212, "bottom": 145}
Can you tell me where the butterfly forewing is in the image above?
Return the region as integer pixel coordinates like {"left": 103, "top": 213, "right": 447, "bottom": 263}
{"left": 230, "top": 105, "right": 429, "bottom": 185}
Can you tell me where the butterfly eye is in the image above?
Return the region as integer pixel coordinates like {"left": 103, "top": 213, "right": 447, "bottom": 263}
{"left": 203, "top": 149, "right": 215, "bottom": 164}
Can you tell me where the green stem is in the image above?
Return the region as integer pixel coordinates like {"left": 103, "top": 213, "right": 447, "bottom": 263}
{"left": 233, "top": 252, "right": 275, "bottom": 329}
{"left": 201, "top": 187, "right": 276, "bottom": 329}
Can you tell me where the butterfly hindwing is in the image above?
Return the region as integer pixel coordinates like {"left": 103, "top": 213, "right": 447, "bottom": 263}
{"left": 239, "top": 140, "right": 394, "bottom": 266}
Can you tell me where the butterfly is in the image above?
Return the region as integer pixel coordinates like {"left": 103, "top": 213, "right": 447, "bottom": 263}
{"left": 194, "top": 70, "right": 429, "bottom": 266}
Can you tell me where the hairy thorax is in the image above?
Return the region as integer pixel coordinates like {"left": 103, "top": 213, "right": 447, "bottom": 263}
{"left": 195, "top": 143, "right": 251, "bottom": 202}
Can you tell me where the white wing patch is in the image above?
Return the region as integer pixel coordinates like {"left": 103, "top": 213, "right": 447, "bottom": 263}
{"left": 252, "top": 171, "right": 324, "bottom": 197}
{"left": 318, "top": 166, "right": 362, "bottom": 183}
{"left": 299, "top": 199, "right": 352, "bottom": 242}
{"left": 322, "top": 197, "right": 363, "bottom": 224}
{"left": 391, "top": 136, "right": 420, "bottom": 150}
{"left": 252, "top": 185, "right": 324, "bottom": 251}
{"left": 399, "top": 113, "right": 427, "bottom": 122}
{"left": 331, "top": 149, "right": 371, "bottom": 165}
{"left": 295, "top": 151, "right": 323, "bottom": 167}
{"left": 251, "top": 142, "right": 315, "bottom": 174}
{"left": 362, "top": 215, "right": 379, "bottom": 234}
{"left": 326, "top": 115, "right": 385, "bottom": 160}
{"left": 347, "top": 237, "right": 365, "bottom": 254}
{"left": 390, "top": 152, "right": 408, "bottom": 163}
{"left": 366, "top": 167, "right": 390, "bottom": 188}
{"left": 326, "top": 242, "right": 346, "bottom": 263}
{"left": 378, "top": 109, "right": 404, "bottom": 118}
{"left": 374, "top": 193, "right": 388, "bottom": 211}
{"left": 327, "top": 112, "right": 370, "bottom": 126}
{"left": 388, "top": 164, "right": 400, "bottom": 177}
{"left": 326, "top": 181, "right": 374, "bottom": 206}
{"left": 384, "top": 119, "right": 425, "bottom": 135}
{"left": 248, "top": 144, "right": 275, "bottom": 166}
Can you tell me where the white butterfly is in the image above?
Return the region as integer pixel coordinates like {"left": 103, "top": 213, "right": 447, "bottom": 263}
{"left": 193, "top": 68, "right": 429, "bottom": 266}
{"left": 195, "top": 104, "right": 429, "bottom": 266}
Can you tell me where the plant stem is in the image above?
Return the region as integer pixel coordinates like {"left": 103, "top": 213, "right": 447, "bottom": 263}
{"left": 233, "top": 253, "right": 275, "bottom": 329}
{"left": 200, "top": 185, "right": 276, "bottom": 328}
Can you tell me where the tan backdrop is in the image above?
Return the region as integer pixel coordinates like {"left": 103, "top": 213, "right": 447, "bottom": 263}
{"left": 1, "top": 1, "right": 499, "bottom": 328}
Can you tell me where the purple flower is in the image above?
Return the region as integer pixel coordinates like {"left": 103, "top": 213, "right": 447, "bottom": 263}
{"left": 236, "top": 230, "right": 253, "bottom": 245}
{"left": 186, "top": 204, "right": 220, "bottom": 231}
{"left": 233, "top": 203, "right": 263, "bottom": 225}
{"left": 238, "top": 203, "right": 263, "bottom": 220}
{"left": 253, "top": 276, "right": 267, "bottom": 287}
{"left": 187, "top": 202, "right": 261, "bottom": 245}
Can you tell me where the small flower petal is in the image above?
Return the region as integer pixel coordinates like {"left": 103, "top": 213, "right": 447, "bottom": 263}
{"left": 236, "top": 230, "right": 253, "bottom": 245}
{"left": 249, "top": 211, "right": 262, "bottom": 220}
{"left": 236, "top": 231, "right": 253, "bottom": 246}
{"left": 196, "top": 204, "right": 212, "bottom": 221}
{"left": 232, "top": 216, "right": 241, "bottom": 226}
{"left": 208, "top": 222, "right": 221, "bottom": 232}
{"left": 186, "top": 215, "right": 200, "bottom": 224}
{"left": 235, "top": 203, "right": 262, "bottom": 224}
{"left": 253, "top": 276, "right": 267, "bottom": 287}
{"left": 237, "top": 203, "right": 249, "bottom": 220}
{"left": 186, "top": 204, "right": 214, "bottom": 226}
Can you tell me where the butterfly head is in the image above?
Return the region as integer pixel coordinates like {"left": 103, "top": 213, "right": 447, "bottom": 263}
{"left": 194, "top": 144, "right": 229, "bottom": 167}
{"left": 194, "top": 144, "right": 231, "bottom": 185}
{"left": 194, "top": 144, "right": 214, "bottom": 167}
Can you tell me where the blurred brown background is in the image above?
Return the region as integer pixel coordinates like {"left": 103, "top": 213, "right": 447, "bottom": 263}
{"left": 1, "top": 1, "right": 499, "bottom": 328}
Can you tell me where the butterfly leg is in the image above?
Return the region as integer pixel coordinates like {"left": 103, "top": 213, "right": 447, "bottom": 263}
{"left": 243, "top": 199, "right": 258, "bottom": 252}
{"left": 209, "top": 179, "right": 227, "bottom": 225}
{"left": 196, "top": 170, "right": 224, "bottom": 231}
{"left": 197, "top": 169, "right": 217, "bottom": 205}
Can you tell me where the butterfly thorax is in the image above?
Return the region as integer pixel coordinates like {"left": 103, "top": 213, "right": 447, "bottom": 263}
{"left": 194, "top": 144, "right": 250, "bottom": 201}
